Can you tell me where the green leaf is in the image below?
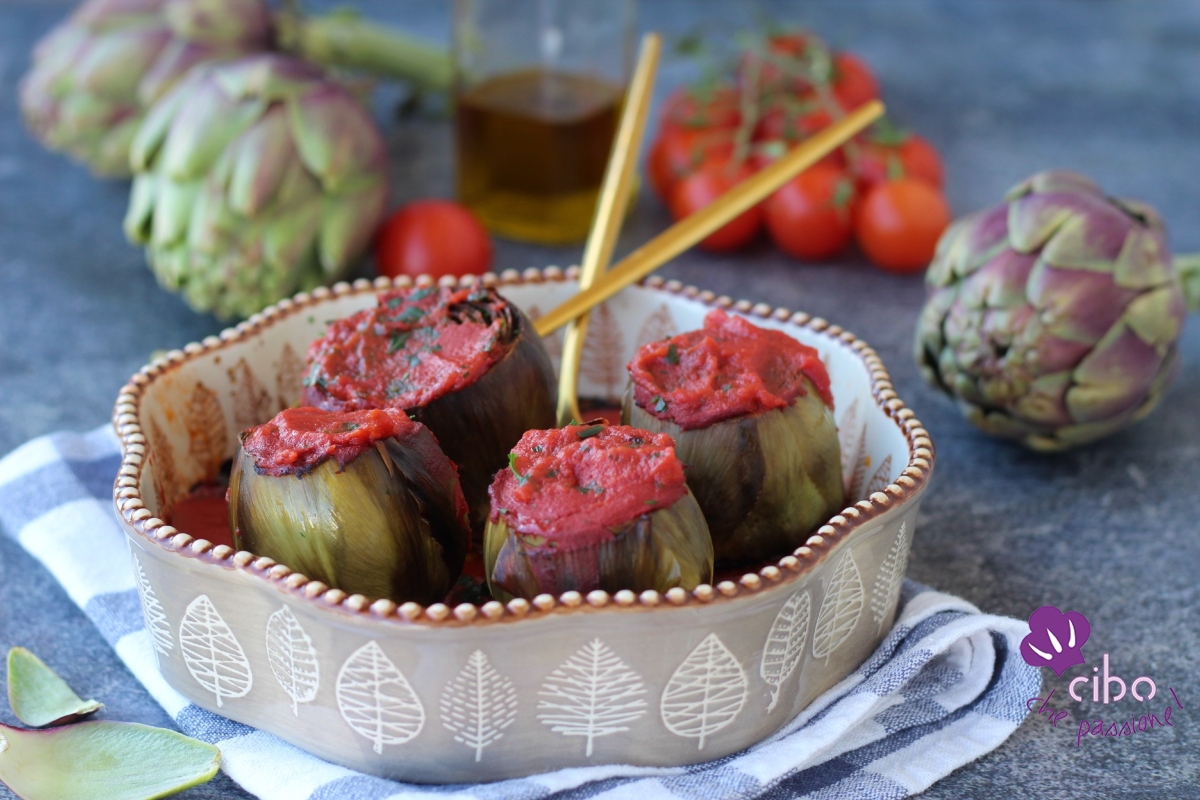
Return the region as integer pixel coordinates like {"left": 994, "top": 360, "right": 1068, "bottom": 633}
{"left": 508, "top": 452, "right": 527, "bottom": 484}
{"left": 7, "top": 648, "right": 102, "bottom": 728}
{"left": 576, "top": 425, "right": 604, "bottom": 440}
{"left": 0, "top": 721, "right": 220, "bottom": 800}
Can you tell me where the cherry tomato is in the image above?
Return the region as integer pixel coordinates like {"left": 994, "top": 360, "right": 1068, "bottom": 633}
{"left": 374, "top": 200, "right": 493, "bottom": 279}
{"left": 648, "top": 127, "right": 735, "bottom": 202}
{"left": 659, "top": 84, "right": 742, "bottom": 134}
{"left": 669, "top": 160, "right": 763, "bottom": 252}
{"left": 831, "top": 52, "right": 879, "bottom": 111}
{"left": 764, "top": 163, "right": 856, "bottom": 261}
{"left": 851, "top": 133, "right": 943, "bottom": 189}
{"left": 855, "top": 179, "right": 951, "bottom": 274}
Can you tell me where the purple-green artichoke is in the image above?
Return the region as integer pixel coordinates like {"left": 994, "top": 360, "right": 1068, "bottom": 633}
{"left": 916, "top": 170, "right": 1195, "bottom": 451}
{"left": 20, "top": 0, "right": 271, "bottom": 177}
{"left": 123, "top": 54, "right": 388, "bottom": 319}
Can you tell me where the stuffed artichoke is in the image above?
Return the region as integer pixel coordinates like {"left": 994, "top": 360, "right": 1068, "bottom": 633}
{"left": 483, "top": 422, "right": 713, "bottom": 601}
{"left": 304, "top": 285, "right": 556, "bottom": 530}
{"left": 624, "top": 309, "right": 843, "bottom": 565}
{"left": 229, "top": 406, "right": 470, "bottom": 604}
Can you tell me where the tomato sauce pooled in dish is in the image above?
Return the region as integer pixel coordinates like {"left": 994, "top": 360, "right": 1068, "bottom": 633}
{"left": 242, "top": 407, "right": 418, "bottom": 476}
{"left": 489, "top": 423, "right": 688, "bottom": 550}
{"left": 303, "top": 286, "right": 519, "bottom": 411}
{"left": 627, "top": 308, "right": 833, "bottom": 430}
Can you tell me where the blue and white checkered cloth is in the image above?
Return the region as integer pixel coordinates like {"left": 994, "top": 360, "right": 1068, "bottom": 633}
{"left": 0, "top": 426, "right": 1039, "bottom": 799}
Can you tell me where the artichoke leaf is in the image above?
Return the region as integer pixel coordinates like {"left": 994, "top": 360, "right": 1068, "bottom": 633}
{"left": 226, "top": 105, "right": 295, "bottom": 217}
{"left": 1007, "top": 192, "right": 1075, "bottom": 254}
{"left": 128, "top": 76, "right": 192, "bottom": 171}
{"left": 1113, "top": 225, "right": 1171, "bottom": 290}
{"left": 150, "top": 178, "right": 199, "bottom": 249}
{"left": 7, "top": 647, "right": 102, "bottom": 728}
{"left": 318, "top": 182, "right": 388, "bottom": 273}
{"left": 74, "top": 26, "right": 168, "bottom": 95}
{"left": 263, "top": 196, "right": 323, "bottom": 272}
{"left": 287, "top": 85, "right": 385, "bottom": 192}
{"left": 124, "top": 173, "right": 158, "bottom": 243}
{"left": 160, "top": 91, "right": 265, "bottom": 180}
{"left": 0, "top": 721, "right": 220, "bottom": 800}
{"left": 1123, "top": 286, "right": 1186, "bottom": 348}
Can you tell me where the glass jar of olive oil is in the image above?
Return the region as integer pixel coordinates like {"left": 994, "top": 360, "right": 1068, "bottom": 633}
{"left": 453, "top": 0, "right": 636, "bottom": 245}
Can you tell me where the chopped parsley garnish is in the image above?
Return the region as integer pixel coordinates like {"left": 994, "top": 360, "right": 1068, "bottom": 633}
{"left": 397, "top": 306, "right": 425, "bottom": 324}
{"left": 665, "top": 344, "right": 679, "bottom": 365}
{"left": 386, "top": 295, "right": 404, "bottom": 309}
{"left": 386, "top": 378, "right": 413, "bottom": 399}
{"left": 577, "top": 424, "right": 604, "bottom": 439}
{"left": 303, "top": 362, "right": 328, "bottom": 390}
{"left": 575, "top": 482, "right": 604, "bottom": 495}
{"left": 653, "top": 395, "right": 668, "bottom": 413}
{"left": 644, "top": 498, "right": 658, "bottom": 505}
{"left": 387, "top": 330, "right": 411, "bottom": 353}
{"left": 409, "top": 287, "right": 435, "bottom": 301}
{"left": 339, "top": 422, "right": 360, "bottom": 432}
{"left": 508, "top": 452, "right": 528, "bottom": 484}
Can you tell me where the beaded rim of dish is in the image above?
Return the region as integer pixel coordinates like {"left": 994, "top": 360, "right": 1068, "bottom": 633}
{"left": 113, "top": 267, "right": 935, "bottom": 626}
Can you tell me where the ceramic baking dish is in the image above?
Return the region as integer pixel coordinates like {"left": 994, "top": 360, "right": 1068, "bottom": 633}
{"left": 112, "top": 268, "right": 934, "bottom": 782}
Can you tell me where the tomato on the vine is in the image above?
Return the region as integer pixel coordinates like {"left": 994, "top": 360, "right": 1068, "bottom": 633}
{"left": 851, "top": 132, "right": 943, "bottom": 189}
{"left": 764, "top": 163, "right": 856, "bottom": 261}
{"left": 648, "top": 127, "right": 735, "bottom": 201}
{"left": 374, "top": 200, "right": 493, "bottom": 280}
{"left": 831, "top": 52, "right": 879, "bottom": 111}
{"left": 659, "top": 84, "right": 742, "bottom": 135}
{"left": 669, "top": 160, "right": 763, "bottom": 252}
{"left": 854, "top": 178, "right": 950, "bottom": 273}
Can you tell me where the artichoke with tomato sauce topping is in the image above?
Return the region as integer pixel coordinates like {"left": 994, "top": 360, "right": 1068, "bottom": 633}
{"left": 623, "top": 309, "right": 844, "bottom": 565}
{"left": 483, "top": 422, "right": 713, "bottom": 601}
{"left": 229, "top": 407, "right": 470, "bottom": 605}
{"left": 303, "top": 286, "right": 556, "bottom": 529}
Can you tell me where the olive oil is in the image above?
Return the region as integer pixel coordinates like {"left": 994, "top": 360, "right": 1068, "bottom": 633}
{"left": 456, "top": 69, "right": 622, "bottom": 245}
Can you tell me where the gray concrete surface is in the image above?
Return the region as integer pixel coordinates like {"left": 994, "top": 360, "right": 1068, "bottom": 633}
{"left": 1, "top": 1, "right": 1198, "bottom": 797}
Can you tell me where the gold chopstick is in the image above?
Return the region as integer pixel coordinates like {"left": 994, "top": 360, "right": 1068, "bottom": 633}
{"left": 535, "top": 99, "right": 885, "bottom": 338}
{"left": 555, "top": 33, "right": 662, "bottom": 426}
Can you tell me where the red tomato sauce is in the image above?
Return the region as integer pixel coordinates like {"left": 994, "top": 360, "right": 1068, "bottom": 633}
{"left": 488, "top": 423, "right": 688, "bottom": 549}
{"left": 242, "top": 407, "right": 417, "bottom": 476}
{"left": 627, "top": 308, "right": 833, "bottom": 430}
{"left": 165, "top": 483, "right": 234, "bottom": 549}
{"left": 303, "top": 286, "right": 518, "bottom": 411}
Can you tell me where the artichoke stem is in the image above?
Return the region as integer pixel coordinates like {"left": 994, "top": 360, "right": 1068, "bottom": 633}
{"left": 274, "top": 11, "right": 452, "bottom": 92}
{"left": 1176, "top": 254, "right": 1200, "bottom": 313}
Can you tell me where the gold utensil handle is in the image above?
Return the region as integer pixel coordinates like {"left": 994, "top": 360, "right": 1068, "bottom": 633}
{"left": 535, "top": 99, "right": 886, "bottom": 338}
{"left": 555, "top": 33, "right": 662, "bottom": 426}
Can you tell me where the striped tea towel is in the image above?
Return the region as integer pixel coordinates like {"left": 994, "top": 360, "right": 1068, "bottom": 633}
{"left": 0, "top": 426, "right": 1040, "bottom": 799}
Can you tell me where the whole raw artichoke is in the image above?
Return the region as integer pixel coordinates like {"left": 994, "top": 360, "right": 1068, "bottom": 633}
{"left": 916, "top": 170, "right": 1191, "bottom": 450}
{"left": 124, "top": 53, "right": 388, "bottom": 319}
{"left": 20, "top": 0, "right": 271, "bottom": 177}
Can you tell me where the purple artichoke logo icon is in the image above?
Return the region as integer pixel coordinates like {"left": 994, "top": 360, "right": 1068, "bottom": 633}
{"left": 1020, "top": 606, "right": 1090, "bottom": 676}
